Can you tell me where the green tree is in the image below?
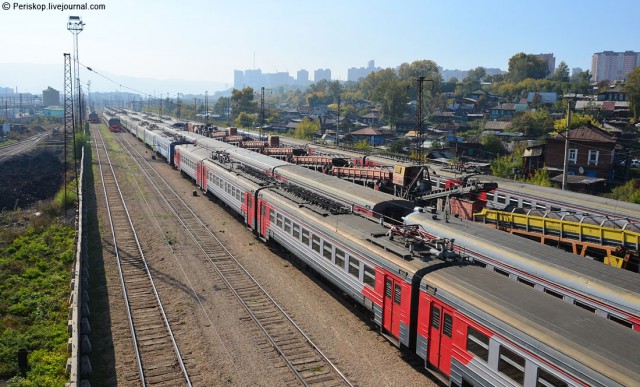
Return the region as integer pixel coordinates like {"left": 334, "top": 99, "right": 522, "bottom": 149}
{"left": 481, "top": 134, "right": 504, "bottom": 158}
{"left": 491, "top": 147, "right": 524, "bottom": 178}
{"left": 507, "top": 53, "right": 548, "bottom": 82}
{"left": 553, "top": 112, "right": 597, "bottom": 131}
{"left": 293, "top": 117, "right": 320, "bottom": 140}
{"left": 213, "top": 97, "right": 230, "bottom": 117}
{"left": 234, "top": 111, "right": 256, "bottom": 128}
{"left": 606, "top": 179, "right": 640, "bottom": 204}
{"left": 354, "top": 139, "right": 372, "bottom": 151}
{"left": 511, "top": 108, "right": 554, "bottom": 138}
{"left": 231, "top": 87, "right": 257, "bottom": 116}
{"left": 624, "top": 66, "right": 640, "bottom": 121}
{"left": 550, "top": 61, "right": 570, "bottom": 82}
{"left": 526, "top": 168, "right": 552, "bottom": 186}
{"left": 385, "top": 138, "right": 411, "bottom": 154}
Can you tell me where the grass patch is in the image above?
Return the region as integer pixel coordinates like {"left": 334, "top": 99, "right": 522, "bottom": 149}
{"left": 0, "top": 177, "right": 78, "bottom": 384}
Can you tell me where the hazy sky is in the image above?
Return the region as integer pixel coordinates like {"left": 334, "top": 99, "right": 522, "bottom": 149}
{"left": 1, "top": 0, "right": 639, "bottom": 94}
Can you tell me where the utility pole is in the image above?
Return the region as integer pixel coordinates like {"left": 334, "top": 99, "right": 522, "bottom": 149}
{"left": 176, "top": 93, "right": 181, "bottom": 120}
{"left": 67, "top": 16, "right": 84, "bottom": 131}
{"left": 415, "top": 77, "right": 433, "bottom": 163}
{"left": 260, "top": 87, "right": 265, "bottom": 140}
{"left": 205, "top": 91, "right": 209, "bottom": 125}
{"left": 336, "top": 95, "right": 340, "bottom": 147}
{"left": 561, "top": 95, "right": 574, "bottom": 191}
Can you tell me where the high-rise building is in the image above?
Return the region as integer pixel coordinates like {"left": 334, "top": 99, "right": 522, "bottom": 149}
{"left": 591, "top": 51, "right": 640, "bottom": 82}
{"left": 42, "top": 86, "right": 60, "bottom": 107}
{"left": 314, "top": 68, "right": 331, "bottom": 82}
{"left": 233, "top": 70, "right": 245, "bottom": 89}
{"left": 297, "top": 69, "right": 309, "bottom": 84}
{"left": 534, "top": 53, "right": 555, "bottom": 76}
{"left": 347, "top": 60, "right": 381, "bottom": 82}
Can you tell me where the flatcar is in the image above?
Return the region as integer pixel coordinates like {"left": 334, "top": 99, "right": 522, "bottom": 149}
{"left": 170, "top": 141, "right": 640, "bottom": 386}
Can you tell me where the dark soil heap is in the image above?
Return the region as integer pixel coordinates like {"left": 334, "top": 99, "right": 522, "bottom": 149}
{"left": 0, "top": 148, "right": 64, "bottom": 210}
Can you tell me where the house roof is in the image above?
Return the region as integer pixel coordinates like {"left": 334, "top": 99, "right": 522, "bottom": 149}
{"left": 550, "top": 174, "right": 607, "bottom": 185}
{"left": 526, "top": 92, "right": 558, "bottom": 104}
{"left": 351, "top": 127, "right": 388, "bottom": 136}
{"left": 575, "top": 100, "right": 629, "bottom": 110}
{"left": 552, "top": 125, "right": 616, "bottom": 143}
{"left": 484, "top": 121, "right": 511, "bottom": 131}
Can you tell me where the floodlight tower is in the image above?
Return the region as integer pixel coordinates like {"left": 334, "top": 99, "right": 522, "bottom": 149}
{"left": 67, "top": 16, "right": 85, "bottom": 130}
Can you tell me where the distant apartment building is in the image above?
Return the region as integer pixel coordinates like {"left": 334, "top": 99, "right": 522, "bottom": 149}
{"left": 534, "top": 53, "right": 555, "bottom": 76}
{"left": 314, "top": 68, "right": 331, "bottom": 82}
{"left": 297, "top": 69, "right": 309, "bottom": 84}
{"left": 347, "top": 60, "right": 381, "bottom": 82}
{"left": 42, "top": 86, "right": 60, "bottom": 107}
{"left": 591, "top": 51, "right": 640, "bottom": 82}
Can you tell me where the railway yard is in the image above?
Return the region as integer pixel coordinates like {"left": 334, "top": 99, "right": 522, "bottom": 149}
{"left": 87, "top": 123, "right": 436, "bottom": 385}
{"left": 3, "top": 112, "right": 640, "bottom": 386}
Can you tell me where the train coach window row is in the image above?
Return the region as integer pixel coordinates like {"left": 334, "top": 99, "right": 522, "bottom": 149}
{"left": 270, "top": 209, "right": 375, "bottom": 288}
{"left": 465, "top": 327, "right": 568, "bottom": 387}
{"left": 208, "top": 173, "right": 242, "bottom": 202}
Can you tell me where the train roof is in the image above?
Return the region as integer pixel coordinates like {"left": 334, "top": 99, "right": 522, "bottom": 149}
{"left": 403, "top": 211, "right": 640, "bottom": 317}
{"left": 427, "top": 265, "right": 640, "bottom": 386}
{"left": 273, "top": 165, "right": 414, "bottom": 220}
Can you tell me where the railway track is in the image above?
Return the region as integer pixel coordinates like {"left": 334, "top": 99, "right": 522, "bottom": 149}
{"left": 92, "top": 126, "right": 191, "bottom": 386}
{"left": 0, "top": 132, "right": 49, "bottom": 161}
{"left": 115, "top": 132, "right": 353, "bottom": 386}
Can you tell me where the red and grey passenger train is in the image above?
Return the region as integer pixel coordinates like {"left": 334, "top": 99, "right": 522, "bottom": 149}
{"left": 111, "top": 112, "right": 640, "bottom": 386}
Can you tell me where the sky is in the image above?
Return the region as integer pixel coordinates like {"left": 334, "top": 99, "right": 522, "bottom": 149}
{"left": 1, "top": 0, "right": 639, "bottom": 95}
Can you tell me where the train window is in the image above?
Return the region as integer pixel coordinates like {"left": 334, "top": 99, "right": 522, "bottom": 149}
{"left": 385, "top": 279, "right": 392, "bottom": 298}
{"left": 536, "top": 368, "right": 567, "bottom": 387}
{"left": 574, "top": 301, "right": 596, "bottom": 313}
{"left": 608, "top": 315, "right": 633, "bottom": 329}
{"left": 443, "top": 314, "right": 453, "bottom": 337}
{"left": 430, "top": 305, "right": 440, "bottom": 329}
{"left": 284, "top": 218, "right": 291, "bottom": 233}
{"left": 394, "top": 284, "right": 401, "bottom": 305}
{"left": 509, "top": 197, "right": 519, "bottom": 207}
{"left": 466, "top": 326, "right": 489, "bottom": 362}
{"left": 301, "top": 229, "right": 310, "bottom": 245}
{"left": 485, "top": 192, "right": 494, "bottom": 201}
{"left": 495, "top": 268, "right": 509, "bottom": 277}
{"left": 292, "top": 223, "right": 300, "bottom": 239}
{"left": 497, "top": 195, "right": 506, "bottom": 204}
{"left": 269, "top": 209, "right": 275, "bottom": 224}
{"left": 522, "top": 200, "right": 532, "bottom": 209}
{"left": 517, "top": 277, "right": 535, "bottom": 287}
{"left": 363, "top": 265, "right": 375, "bottom": 288}
{"left": 498, "top": 346, "right": 525, "bottom": 385}
{"left": 544, "top": 288, "right": 563, "bottom": 299}
{"left": 335, "top": 248, "right": 345, "bottom": 269}
{"left": 348, "top": 256, "right": 360, "bottom": 278}
{"left": 323, "top": 242, "right": 332, "bottom": 260}
{"left": 312, "top": 235, "right": 321, "bottom": 253}
{"left": 276, "top": 214, "right": 283, "bottom": 228}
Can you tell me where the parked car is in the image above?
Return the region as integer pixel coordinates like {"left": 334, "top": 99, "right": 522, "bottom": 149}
{"left": 622, "top": 159, "right": 640, "bottom": 168}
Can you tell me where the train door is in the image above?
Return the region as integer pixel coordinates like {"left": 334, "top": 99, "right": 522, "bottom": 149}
{"left": 200, "top": 164, "right": 208, "bottom": 191}
{"left": 195, "top": 162, "right": 202, "bottom": 188}
{"left": 428, "top": 301, "right": 454, "bottom": 377}
{"left": 382, "top": 277, "right": 402, "bottom": 339}
{"left": 245, "top": 192, "right": 255, "bottom": 229}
